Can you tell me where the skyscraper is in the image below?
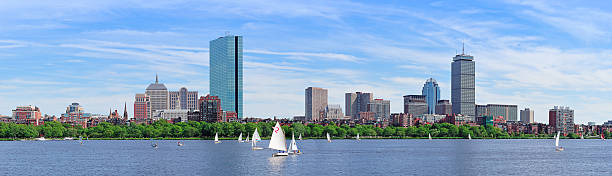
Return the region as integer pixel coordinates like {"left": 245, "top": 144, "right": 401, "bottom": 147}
{"left": 368, "top": 99, "right": 390, "bottom": 121}
{"left": 451, "top": 46, "right": 475, "bottom": 117}
{"left": 422, "top": 78, "right": 440, "bottom": 114}
{"left": 305, "top": 87, "right": 328, "bottom": 121}
{"left": 210, "top": 35, "right": 243, "bottom": 118}
{"left": 403, "top": 95, "right": 428, "bottom": 117}
{"left": 345, "top": 92, "right": 373, "bottom": 121}
{"left": 520, "top": 108, "right": 534, "bottom": 124}
{"left": 146, "top": 75, "right": 169, "bottom": 119}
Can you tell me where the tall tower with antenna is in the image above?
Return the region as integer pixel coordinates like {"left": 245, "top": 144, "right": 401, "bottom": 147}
{"left": 451, "top": 42, "right": 476, "bottom": 118}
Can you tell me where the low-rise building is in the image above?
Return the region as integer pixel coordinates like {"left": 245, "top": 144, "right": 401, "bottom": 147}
{"left": 391, "top": 113, "right": 411, "bottom": 127}
{"left": 12, "top": 105, "right": 42, "bottom": 125}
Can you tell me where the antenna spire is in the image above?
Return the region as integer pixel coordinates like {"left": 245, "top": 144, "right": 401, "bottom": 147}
{"left": 155, "top": 74, "right": 158, "bottom": 84}
{"left": 462, "top": 42, "right": 465, "bottom": 55}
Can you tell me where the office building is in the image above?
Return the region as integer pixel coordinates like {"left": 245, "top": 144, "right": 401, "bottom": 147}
{"left": 134, "top": 94, "right": 150, "bottom": 120}
{"left": 368, "top": 99, "right": 390, "bottom": 121}
{"left": 520, "top": 108, "right": 534, "bottom": 124}
{"left": 451, "top": 48, "right": 475, "bottom": 117}
{"left": 210, "top": 35, "right": 243, "bottom": 118}
{"left": 345, "top": 92, "right": 373, "bottom": 120}
{"left": 305, "top": 87, "right": 328, "bottom": 121}
{"left": 422, "top": 78, "right": 441, "bottom": 114}
{"left": 403, "top": 95, "right": 428, "bottom": 117}
{"left": 200, "top": 94, "right": 223, "bottom": 122}
{"left": 169, "top": 87, "right": 199, "bottom": 110}
{"left": 549, "top": 106, "right": 574, "bottom": 135}
{"left": 475, "top": 104, "right": 518, "bottom": 121}
{"left": 145, "top": 75, "right": 169, "bottom": 119}
{"left": 435, "top": 100, "right": 452, "bottom": 115}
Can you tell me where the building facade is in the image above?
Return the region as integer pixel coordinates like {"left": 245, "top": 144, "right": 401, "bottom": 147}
{"left": 169, "top": 87, "right": 199, "bottom": 110}
{"left": 368, "top": 99, "right": 390, "bottom": 121}
{"left": 322, "top": 104, "right": 344, "bottom": 120}
{"left": 403, "top": 95, "right": 428, "bottom": 117}
{"left": 435, "top": 100, "right": 452, "bottom": 115}
{"left": 134, "top": 94, "right": 150, "bottom": 120}
{"left": 210, "top": 35, "right": 243, "bottom": 118}
{"left": 549, "top": 106, "right": 575, "bottom": 135}
{"left": 12, "top": 105, "right": 42, "bottom": 125}
{"left": 451, "top": 50, "right": 475, "bottom": 117}
{"left": 345, "top": 92, "right": 373, "bottom": 121}
{"left": 305, "top": 87, "right": 328, "bottom": 122}
{"left": 60, "top": 103, "right": 92, "bottom": 128}
{"left": 391, "top": 113, "right": 411, "bottom": 127}
{"left": 520, "top": 108, "right": 534, "bottom": 124}
{"left": 200, "top": 94, "right": 223, "bottom": 123}
{"left": 145, "top": 75, "right": 169, "bottom": 119}
{"left": 422, "top": 78, "right": 441, "bottom": 114}
{"left": 475, "top": 104, "right": 518, "bottom": 122}
{"left": 154, "top": 109, "right": 189, "bottom": 122}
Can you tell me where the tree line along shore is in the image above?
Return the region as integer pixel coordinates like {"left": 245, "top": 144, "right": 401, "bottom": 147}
{"left": 0, "top": 121, "right": 607, "bottom": 140}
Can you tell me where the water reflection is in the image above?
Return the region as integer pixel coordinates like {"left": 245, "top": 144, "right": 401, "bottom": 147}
{"left": 267, "top": 155, "right": 287, "bottom": 174}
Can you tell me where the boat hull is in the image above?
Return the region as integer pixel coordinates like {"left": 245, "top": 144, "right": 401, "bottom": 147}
{"left": 252, "top": 147, "right": 263, "bottom": 150}
{"left": 273, "top": 152, "right": 289, "bottom": 157}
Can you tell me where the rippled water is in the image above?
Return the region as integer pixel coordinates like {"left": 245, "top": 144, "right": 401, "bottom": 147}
{"left": 1, "top": 139, "right": 610, "bottom": 175}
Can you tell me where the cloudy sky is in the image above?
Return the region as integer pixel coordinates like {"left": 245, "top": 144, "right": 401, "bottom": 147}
{"left": 1, "top": 0, "right": 611, "bottom": 124}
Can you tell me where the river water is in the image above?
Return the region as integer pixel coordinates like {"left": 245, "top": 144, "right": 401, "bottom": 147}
{"left": 1, "top": 139, "right": 610, "bottom": 175}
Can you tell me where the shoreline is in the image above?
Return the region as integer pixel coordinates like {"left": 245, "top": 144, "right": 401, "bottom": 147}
{"left": 3, "top": 137, "right": 599, "bottom": 141}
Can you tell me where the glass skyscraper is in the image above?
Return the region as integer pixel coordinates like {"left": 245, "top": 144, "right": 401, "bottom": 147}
{"left": 451, "top": 51, "right": 475, "bottom": 117}
{"left": 210, "top": 35, "right": 243, "bottom": 118}
{"left": 422, "top": 78, "right": 440, "bottom": 114}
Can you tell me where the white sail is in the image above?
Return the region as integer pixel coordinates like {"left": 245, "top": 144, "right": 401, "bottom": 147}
{"left": 215, "top": 133, "right": 219, "bottom": 142}
{"left": 357, "top": 133, "right": 360, "bottom": 140}
{"left": 238, "top": 133, "right": 243, "bottom": 141}
{"left": 253, "top": 128, "right": 262, "bottom": 141}
{"left": 580, "top": 133, "right": 584, "bottom": 140}
{"left": 468, "top": 133, "right": 471, "bottom": 140}
{"left": 299, "top": 133, "right": 302, "bottom": 140}
{"left": 555, "top": 131, "right": 560, "bottom": 147}
{"left": 246, "top": 134, "right": 250, "bottom": 142}
{"left": 429, "top": 133, "right": 432, "bottom": 140}
{"left": 268, "top": 122, "right": 287, "bottom": 151}
{"left": 327, "top": 133, "right": 331, "bottom": 142}
{"left": 291, "top": 133, "right": 298, "bottom": 151}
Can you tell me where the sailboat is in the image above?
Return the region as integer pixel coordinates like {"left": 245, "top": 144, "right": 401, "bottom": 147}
{"left": 238, "top": 133, "right": 244, "bottom": 143}
{"left": 252, "top": 128, "right": 263, "bottom": 150}
{"left": 151, "top": 138, "right": 158, "bottom": 148}
{"left": 581, "top": 133, "right": 584, "bottom": 140}
{"left": 246, "top": 133, "right": 250, "bottom": 142}
{"left": 468, "top": 133, "right": 472, "bottom": 140}
{"left": 269, "top": 122, "right": 288, "bottom": 157}
{"left": 299, "top": 133, "right": 302, "bottom": 140}
{"left": 356, "top": 133, "right": 360, "bottom": 141}
{"left": 214, "top": 133, "right": 221, "bottom": 144}
{"left": 555, "top": 131, "right": 564, "bottom": 151}
{"left": 326, "top": 133, "right": 331, "bottom": 143}
{"left": 602, "top": 133, "right": 606, "bottom": 141}
{"left": 35, "top": 136, "right": 47, "bottom": 141}
{"left": 428, "top": 133, "right": 432, "bottom": 140}
{"left": 178, "top": 141, "right": 184, "bottom": 146}
{"left": 79, "top": 136, "right": 83, "bottom": 145}
{"left": 289, "top": 132, "right": 301, "bottom": 155}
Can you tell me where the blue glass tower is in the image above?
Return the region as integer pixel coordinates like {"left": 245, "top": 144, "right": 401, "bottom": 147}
{"left": 422, "top": 78, "right": 440, "bottom": 114}
{"left": 210, "top": 35, "right": 243, "bottom": 118}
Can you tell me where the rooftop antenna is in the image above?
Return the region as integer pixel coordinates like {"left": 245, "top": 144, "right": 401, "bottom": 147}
{"left": 155, "top": 74, "right": 158, "bottom": 84}
{"left": 462, "top": 42, "right": 465, "bottom": 55}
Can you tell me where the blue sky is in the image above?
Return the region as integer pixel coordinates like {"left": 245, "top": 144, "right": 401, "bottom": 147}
{"left": 1, "top": 0, "right": 612, "bottom": 124}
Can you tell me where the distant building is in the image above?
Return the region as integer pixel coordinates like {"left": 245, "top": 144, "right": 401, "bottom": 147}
{"left": 358, "top": 111, "right": 375, "bottom": 123}
{"left": 419, "top": 114, "right": 447, "bottom": 124}
{"left": 210, "top": 35, "right": 243, "bottom": 118}
{"left": 322, "top": 104, "right": 344, "bottom": 120}
{"left": 520, "top": 108, "right": 534, "bottom": 124}
{"left": 435, "top": 100, "right": 452, "bottom": 115}
{"left": 169, "top": 87, "right": 198, "bottom": 110}
{"left": 60, "top": 103, "right": 92, "bottom": 128}
{"left": 345, "top": 92, "right": 373, "bottom": 120}
{"left": 422, "top": 78, "right": 441, "bottom": 114}
{"left": 549, "top": 106, "right": 575, "bottom": 135}
{"left": 200, "top": 94, "right": 223, "bottom": 122}
{"left": 154, "top": 109, "right": 189, "bottom": 122}
{"left": 12, "top": 105, "right": 42, "bottom": 125}
{"left": 403, "top": 95, "right": 427, "bottom": 117}
{"left": 391, "top": 113, "right": 411, "bottom": 127}
{"left": 475, "top": 104, "right": 518, "bottom": 122}
{"left": 146, "top": 75, "right": 169, "bottom": 119}
{"left": 305, "top": 87, "right": 328, "bottom": 122}
{"left": 451, "top": 48, "right": 475, "bottom": 117}
{"left": 368, "top": 99, "right": 390, "bottom": 121}
{"left": 603, "top": 121, "right": 612, "bottom": 126}
{"left": 293, "top": 116, "right": 306, "bottom": 121}
{"left": 590, "top": 122, "right": 599, "bottom": 126}
{"left": 134, "top": 94, "right": 150, "bottom": 120}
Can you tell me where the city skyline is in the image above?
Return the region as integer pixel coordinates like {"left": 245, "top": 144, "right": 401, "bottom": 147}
{"left": 2, "top": 1, "right": 612, "bottom": 124}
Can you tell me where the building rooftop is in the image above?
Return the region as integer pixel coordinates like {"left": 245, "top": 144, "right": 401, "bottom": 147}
{"left": 146, "top": 75, "right": 167, "bottom": 90}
